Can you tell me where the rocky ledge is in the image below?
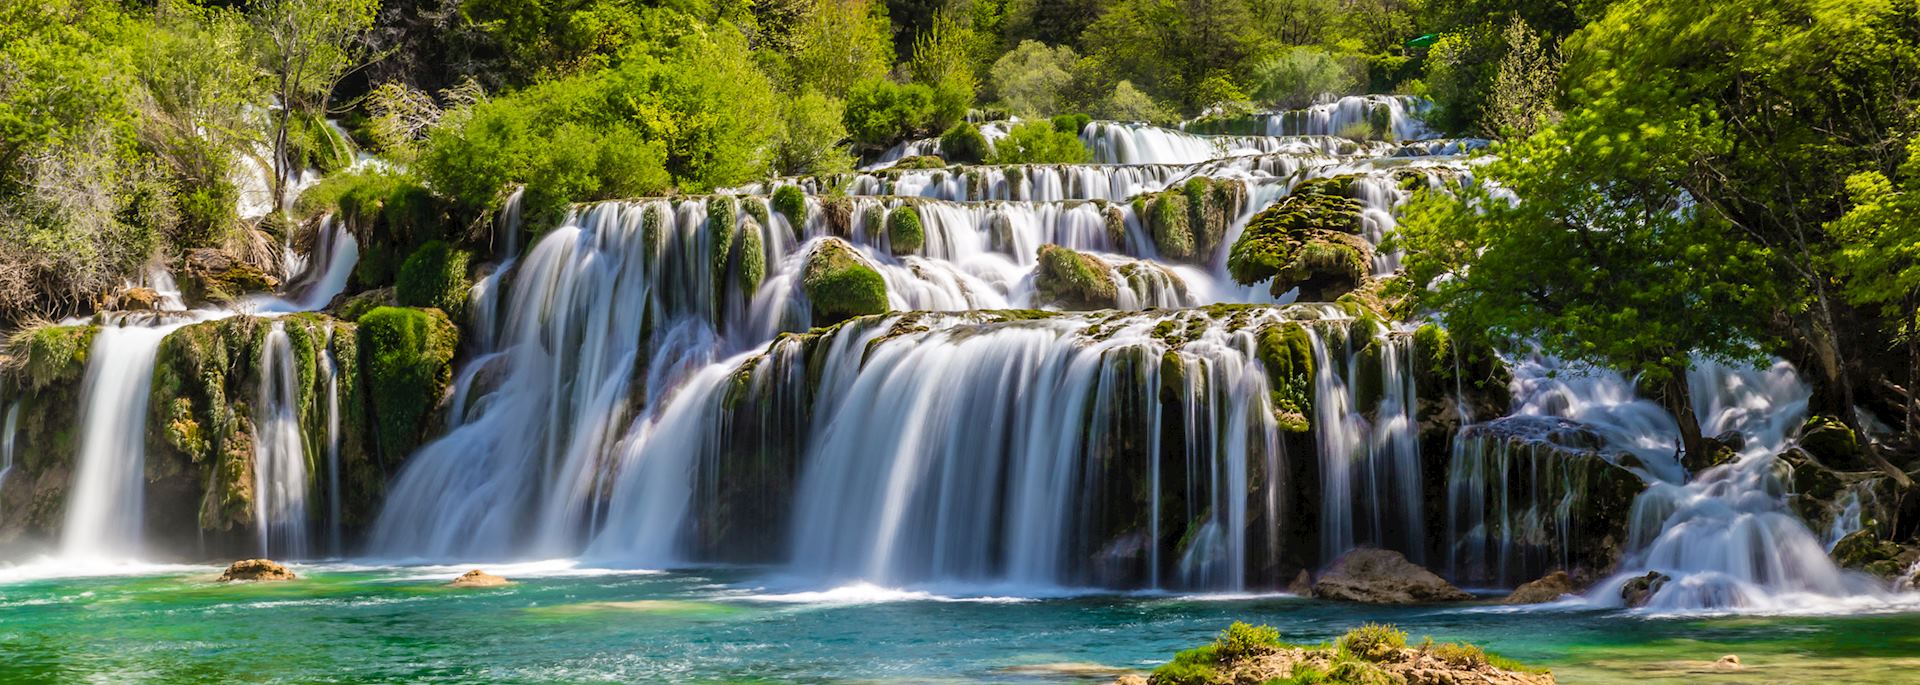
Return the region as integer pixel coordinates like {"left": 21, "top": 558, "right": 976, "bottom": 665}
{"left": 218, "top": 559, "right": 296, "bottom": 582}
{"left": 1128, "top": 622, "right": 1553, "bottom": 685}
{"left": 1302, "top": 548, "right": 1472, "bottom": 604}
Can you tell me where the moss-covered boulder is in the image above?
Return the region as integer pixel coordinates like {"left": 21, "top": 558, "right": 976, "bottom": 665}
{"left": 1226, "top": 188, "right": 1370, "bottom": 301}
{"left": 772, "top": 185, "right": 807, "bottom": 237}
{"left": 886, "top": 205, "right": 924, "bottom": 256}
{"left": 1253, "top": 322, "right": 1314, "bottom": 432}
{"left": 1798, "top": 416, "right": 1865, "bottom": 470}
{"left": 736, "top": 216, "right": 767, "bottom": 293}
{"left": 1033, "top": 244, "right": 1118, "bottom": 310}
{"left": 394, "top": 241, "right": 472, "bottom": 321}
{"left": 356, "top": 307, "right": 458, "bottom": 462}
{"left": 801, "top": 239, "right": 889, "bottom": 327}
{"left": 890, "top": 155, "right": 948, "bottom": 170}
{"left": 1831, "top": 530, "right": 1908, "bottom": 578}
{"left": 178, "top": 248, "right": 280, "bottom": 305}
{"left": 1130, "top": 178, "right": 1245, "bottom": 265}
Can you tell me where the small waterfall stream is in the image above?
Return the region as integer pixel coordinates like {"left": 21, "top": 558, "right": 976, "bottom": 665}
{"left": 60, "top": 322, "right": 180, "bottom": 561}
{"left": 252, "top": 321, "right": 310, "bottom": 559}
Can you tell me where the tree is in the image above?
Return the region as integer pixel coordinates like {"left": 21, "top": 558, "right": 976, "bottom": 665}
{"left": 1250, "top": 46, "right": 1360, "bottom": 109}
{"left": 135, "top": 1, "right": 266, "bottom": 247}
{"left": 1096, "top": 80, "right": 1172, "bottom": 122}
{"left": 254, "top": 0, "right": 381, "bottom": 212}
{"left": 1398, "top": 100, "right": 1781, "bottom": 459}
{"left": 1827, "top": 140, "right": 1920, "bottom": 440}
{"left": 989, "top": 120, "right": 1089, "bottom": 164}
{"left": 771, "top": 89, "right": 855, "bottom": 177}
{"left": 989, "top": 40, "right": 1078, "bottom": 116}
{"left": 788, "top": 0, "right": 893, "bottom": 97}
{"left": 1481, "top": 17, "right": 1560, "bottom": 139}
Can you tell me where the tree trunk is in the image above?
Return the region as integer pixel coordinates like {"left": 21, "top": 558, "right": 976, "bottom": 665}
{"left": 1662, "top": 370, "right": 1705, "bottom": 464}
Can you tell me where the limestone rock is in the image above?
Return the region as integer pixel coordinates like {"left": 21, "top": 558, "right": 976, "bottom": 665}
{"left": 1714, "top": 654, "right": 1741, "bottom": 670}
{"left": 448, "top": 569, "right": 510, "bottom": 587}
{"left": 1287, "top": 569, "right": 1314, "bottom": 597}
{"left": 219, "top": 559, "right": 296, "bottom": 582}
{"left": 1312, "top": 548, "right": 1471, "bottom": 604}
{"left": 1504, "top": 570, "right": 1576, "bottom": 604}
{"left": 1112, "top": 675, "right": 1148, "bottom": 685}
{"left": 1620, "top": 571, "right": 1670, "bottom": 608}
{"left": 179, "top": 248, "right": 279, "bottom": 305}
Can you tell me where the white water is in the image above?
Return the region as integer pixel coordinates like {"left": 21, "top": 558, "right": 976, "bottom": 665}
{"left": 60, "top": 323, "right": 179, "bottom": 561}
{"left": 1307, "top": 327, "right": 1424, "bottom": 564}
{"left": 252, "top": 322, "right": 311, "bottom": 558}
{"left": 0, "top": 401, "right": 16, "bottom": 494}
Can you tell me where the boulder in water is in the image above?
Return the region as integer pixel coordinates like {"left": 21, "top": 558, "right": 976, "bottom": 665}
{"left": 1504, "top": 570, "right": 1576, "bottom": 604}
{"left": 1687, "top": 430, "right": 1744, "bottom": 473}
{"left": 1620, "top": 571, "right": 1669, "bottom": 608}
{"left": 1286, "top": 570, "right": 1314, "bottom": 597}
{"left": 1798, "top": 415, "right": 1864, "bottom": 469}
{"left": 1311, "top": 548, "right": 1471, "bottom": 604}
{"left": 1225, "top": 186, "right": 1371, "bottom": 301}
{"left": 801, "top": 238, "right": 888, "bottom": 326}
{"left": 219, "top": 559, "right": 296, "bottom": 582}
{"left": 1033, "top": 244, "right": 1118, "bottom": 310}
{"left": 1830, "top": 530, "right": 1909, "bottom": 578}
{"left": 448, "top": 569, "right": 510, "bottom": 587}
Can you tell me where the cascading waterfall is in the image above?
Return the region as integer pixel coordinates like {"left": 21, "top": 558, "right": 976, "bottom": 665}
{"left": 322, "top": 324, "right": 344, "bottom": 557}
{"left": 1308, "top": 326, "right": 1424, "bottom": 564}
{"left": 60, "top": 321, "right": 181, "bottom": 561}
{"left": 252, "top": 322, "right": 310, "bottom": 559}
{"left": 0, "top": 400, "right": 16, "bottom": 494}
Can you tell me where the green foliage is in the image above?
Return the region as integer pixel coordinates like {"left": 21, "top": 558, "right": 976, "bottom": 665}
{"left": 1033, "top": 244, "right": 1117, "bottom": 309}
{"left": 988, "top": 120, "right": 1089, "bottom": 165}
{"left": 296, "top": 169, "right": 449, "bottom": 290}
{"left": 254, "top": 0, "right": 379, "bottom": 206}
{"left": 1827, "top": 137, "right": 1920, "bottom": 350}
{"left": 771, "top": 89, "right": 855, "bottom": 177}
{"left": 1216, "top": 621, "right": 1283, "bottom": 661}
{"left": 1428, "top": 641, "right": 1486, "bottom": 669}
{"left": 1251, "top": 47, "right": 1361, "bottom": 109}
{"left": 1050, "top": 113, "right": 1092, "bottom": 135}
{"left": 801, "top": 239, "right": 888, "bottom": 326}
{"left": 989, "top": 40, "right": 1079, "bottom": 116}
{"left": 1095, "top": 80, "right": 1171, "bottom": 122}
{"left": 843, "top": 79, "right": 958, "bottom": 148}
{"left": 1419, "top": 27, "right": 1501, "bottom": 137}
{"left": 772, "top": 185, "right": 808, "bottom": 235}
{"left": 1337, "top": 623, "right": 1406, "bottom": 662}
{"left": 356, "top": 306, "right": 458, "bottom": 460}
{"left": 394, "top": 240, "right": 473, "bottom": 321}
{"left": 3, "top": 324, "right": 97, "bottom": 391}
{"left": 1255, "top": 323, "right": 1314, "bottom": 431}
{"left": 1150, "top": 644, "right": 1221, "bottom": 685}
{"left": 938, "top": 122, "right": 991, "bottom": 164}
{"left": 1079, "top": 0, "right": 1262, "bottom": 114}
{"left": 1228, "top": 186, "right": 1368, "bottom": 299}
{"left": 788, "top": 0, "right": 894, "bottom": 97}
{"left": 885, "top": 206, "right": 923, "bottom": 255}
{"left": 905, "top": 10, "right": 979, "bottom": 120}
{"left": 1482, "top": 17, "right": 1562, "bottom": 138}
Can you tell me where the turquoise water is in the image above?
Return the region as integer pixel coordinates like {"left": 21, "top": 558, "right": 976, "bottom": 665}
{"left": 3, "top": 563, "right": 1917, "bottom": 683}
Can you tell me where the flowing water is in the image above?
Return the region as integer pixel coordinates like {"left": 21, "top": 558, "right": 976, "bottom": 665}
{"left": 252, "top": 322, "right": 310, "bottom": 559}
{"left": 58, "top": 323, "right": 182, "bottom": 562}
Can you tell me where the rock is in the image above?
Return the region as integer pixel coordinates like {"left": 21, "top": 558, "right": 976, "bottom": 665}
{"left": 219, "top": 559, "right": 296, "bottom": 582}
{"left": 1620, "top": 571, "right": 1669, "bottom": 608}
{"left": 1714, "top": 654, "right": 1741, "bottom": 670}
{"left": 1112, "top": 675, "right": 1148, "bottom": 685}
{"left": 1504, "top": 570, "right": 1576, "bottom": 604}
{"left": 1287, "top": 569, "right": 1314, "bottom": 597}
{"left": 108, "top": 286, "right": 161, "bottom": 312}
{"left": 1799, "top": 415, "right": 1864, "bottom": 469}
{"left": 448, "top": 569, "right": 510, "bottom": 587}
{"left": 1311, "top": 548, "right": 1472, "bottom": 604}
{"left": 890, "top": 155, "right": 948, "bottom": 170}
{"left": 1830, "top": 530, "right": 1906, "bottom": 578}
{"left": 1688, "top": 430, "right": 1744, "bottom": 473}
{"left": 801, "top": 238, "right": 889, "bottom": 326}
{"left": 1225, "top": 187, "right": 1371, "bottom": 300}
{"left": 179, "top": 248, "right": 279, "bottom": 305}
{"left": 1033, "top": 244, "right": 1119, "bottom": 310}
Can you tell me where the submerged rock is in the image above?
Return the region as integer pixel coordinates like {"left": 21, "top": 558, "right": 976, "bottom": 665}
{"left": 1312, "top": 548, "right": 1471, "bottom": 604}
{"left": 219, "top": 559, "right": 296, "bottom": 582}
{"left": 1504, "top": 570, "right": 1576, "bottom": 604}
{"left": 448, "top": 569, "right": 510, "bottom": 587}
{"left": 1620, "top": 571, "right": 1670, "bottom": 608}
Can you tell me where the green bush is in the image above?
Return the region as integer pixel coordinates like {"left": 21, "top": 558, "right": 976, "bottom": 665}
{"left": 1252, "top": 47, "right": 1363, "bottom": 109}
{"left": 886, "top": 206, "right": 924, "bottom": 255}
{"left": 1049, "top": 113, "right": 1091, "bottom": 135}
{"left": 356, "top": 307, "right": 458, "bottom": 460}
{"left": 394, "top": 241, "right": 473, "bottom": 321}
{"left": 801, "top": 239, "right": 888, "bottom": 326}
{"left": 1338, "top": 623, "right": 1407, "bottom": 662}
{"left": 1148, "top": 644, "right": 1220, "bottom": 685}
{"left": 989, "top": 120, "right": 1090, "bottom": 164}
{"left": 1215, "top": 621, "right": 1282, "bottom": 661}
{"left": 938, "top": 123, "right": 991, "bottom": 164}
{"left": 772, "top": 185, "right": 808, "bottom": 236}
{"left": 296, "top": 169, "right": 450, "bottom": 290}
{"left": 843, "top": 78, "right": 952, "bottom": 148}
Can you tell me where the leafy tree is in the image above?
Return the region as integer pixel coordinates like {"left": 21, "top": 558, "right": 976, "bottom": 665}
{"left": 254, "top": 0, "right": 380, "bottom": 211}
{"left": 771, "top": 89, "right": 855, "bottom": 176}
{"left": 789, "top": 0, "right": 893, "bottom": 97}
{"left": 1398, "top": 101, "right": 1780, "bottom": 458}
{"left": 907, "top": 10, "right": 979, "bottom": 120}
{"left": 1827, "top": 140, "right": 1920, "bottom": 439}
{"left": 843, "top": 79, "right": 946, "bottom": 148}
{"left": 1247, "top": 0, "right": 1338, "bottom": 46}
{"left": 1095, "top": 80, "right": 1172, "bottom": 122}
{"left": 989, "top": 40, "right": 1078, "bottom": 116}
{"left": 1079, "top": 0, "right": 1260, "bottom": 114}
{"left": 1481, "top": 17, "right": 1561, "bottom": 139}
{"left": 134, "top": 1, "right": 265, "bottom": 247}
{"left": 1250, "top": 46, "right": 1360, "bottom": 109}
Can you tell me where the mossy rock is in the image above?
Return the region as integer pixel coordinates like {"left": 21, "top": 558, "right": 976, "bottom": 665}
{"left": 178, "top": 248, "right": 281, "bottom": 306}
{"left": 1799, "top": 416, "right": 1864, "bottom": 469}
{"left": 356, "top": 307, "right": 458, "bottom": 461}
{"left": 1831, "top": 531, "right": 1905, "bottom": 577}
{"left": 1137, "top": 192, "right": 1193, "bottom": 261}
{"left": 394, "top": 241, "right": 473, "bottom": 322}
{"left": 1132, "top": 179, "right": 1244, "bottom": 264}
{"left": 891, "top": 155, "right": 948, "bottom": 170}
{"left": 886, "top": 205, "right": 924, "bottom": 256}
{"left": 801, "top": 239, "right": 888, "bottom": 327}
{"left": 1254, "top": 322, "right": 1314, "bottom": 432}
{"left": 770, "top": 185, "right": 807, "bottom": 237}
{"left": 4, "top": 324, "right": 97, "bottom": 391}
{"left": 1033, "top": 244, "right": 1118, "bottom": 310}
{"left": 736, "top": 216, "right": 768, "bottom": 293}
{"left": 1227, "top": 191, "right": 1370, "bottom": 300}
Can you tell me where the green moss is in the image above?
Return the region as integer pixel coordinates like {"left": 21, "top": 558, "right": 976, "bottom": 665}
{"left": 1255, "top": 322, "right": 1314, "bottom": 432}
{"left": 890, "top": 155, "right": 948, "bottom": 169}
{"left": 1138, "top": 192, "right": 1194, "bottom": 261}
{"left": 394, "top": 240, "right": 473, "bottom": 321}
{"left": 860, "top": 204, "right": 885, "bottom": 242}
{"left": 356, "top": 307, "right": 458, "bottom": 460}
{"left": 886, "top": 205, "right": 924, "bottom": 256}
{"left": 742, "top": 198, "right": 771, "bottom": 235}
{"left": 736, "top": 217, "right": 767, "bottom": 293}
{"left": 801, "top": 239, "right": 889, "bottom": 327}
{"left": 1227, "top": 191, "right": 1370, "bottom": 300}
{"left": 5, "top": 324, "right": 97, "bottom": 391}
{"left": 772, "top": 185, "right": 807, "bottom": 238}
{"left": 1033, "top": 244, "right": 1117, "bottom": 310}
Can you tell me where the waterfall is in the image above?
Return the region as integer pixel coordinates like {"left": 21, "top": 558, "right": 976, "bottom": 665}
{"left": 252, "top": 322, "right": 311, "bottom": 558}
{"left": 0, "top": 401, "right": 17, "bottom": 494}
{"left": 251, "top": 217, "right": 360, "bottom": 314}
{"left": 60, "top": 322, "right": 178, "bottom": 561}
{"left": 1308, "top": 326, "right": 1424, "bottom": 564}
{"left": 322, "top": 324, "right": 343, "bottom": 557}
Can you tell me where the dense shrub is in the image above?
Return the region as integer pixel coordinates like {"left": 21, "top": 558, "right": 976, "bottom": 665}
{"left": 1338, "top": 623, "right": 1407, "bottom": 662}
{"left": 394, "top": 241, "right": 472, "bottom": 320}
{"left": 989, "top": 120, "right": 1089, "bottom": 164}
{"left": 1049, "top": 113, "right": 1091, "bottom": 135}
{"left": 843, "top": 79, "right": 963, "bottom": 148}
{"left": 937, "top": 122, "right": 991, "bottom": 164}
{"left": 772, "top": 185, "right": 808, "bottom": 235}
{"left": 771, "top": 89, "right": 855, "bottom": 176}
{"left": 356, "top": 306, "right": 459, "bottom": 459}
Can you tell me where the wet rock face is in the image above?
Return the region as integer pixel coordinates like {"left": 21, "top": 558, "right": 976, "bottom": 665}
{"left": 1445, "top": 416, "right": 1643, "bottom": 586}
{"left": 179, "top": 248, "right": 279, "bottom": 306}
{"left": 1503, "top": 570, "right": 1576, "bottom": 604}
{"left": 1830, "top": 531, "right": 1914, "bottom": 579}
{"left": 1311, "top": 548, "right": 1471, "bottom": 604}
{"left": 1620, "top": 571, "right": 1669, "bottom": 608}
{"left": 219, "top": 558, "right": 296, "bottom": 582}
